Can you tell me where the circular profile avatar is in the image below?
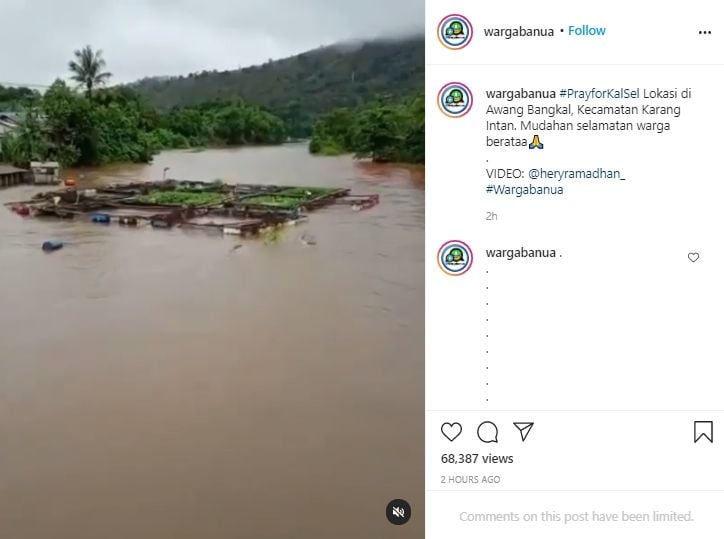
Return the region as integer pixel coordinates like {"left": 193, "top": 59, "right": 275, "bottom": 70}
{"left": 437, "top": 14, "right": 473, "bottom": 50}
{"left": 438, "top": 82, "right": 473, "bottom": 118}
{"left": 437, "top": 240, "right": 473, "bottom": 276}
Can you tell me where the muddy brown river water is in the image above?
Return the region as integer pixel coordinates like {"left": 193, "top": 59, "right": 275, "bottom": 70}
{"left": 0, "top": 144, "right": 424, "bottom": 538}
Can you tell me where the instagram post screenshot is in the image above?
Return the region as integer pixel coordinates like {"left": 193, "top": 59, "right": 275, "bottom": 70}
{"left": 3, "top": 0, "right": 724, "bottom": 537}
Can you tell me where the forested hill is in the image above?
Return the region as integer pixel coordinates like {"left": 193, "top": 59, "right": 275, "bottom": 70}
{"left": 128, "top": 36, "right": 423, "bottom": 136}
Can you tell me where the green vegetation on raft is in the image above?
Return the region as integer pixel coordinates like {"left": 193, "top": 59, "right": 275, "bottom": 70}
{"left": 276, "top": 187, "right": 337, "bottom": 198}
{"left": 136, "top": 190, "right": 227, "bottom": 206}
{"left": 241, "top": 195, "right": 302, "bottom": 209}
{"left": 240, "top": 187, "right": 338, "bottom": 208}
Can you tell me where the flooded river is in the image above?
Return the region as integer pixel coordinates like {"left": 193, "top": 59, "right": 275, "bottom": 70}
{"left": 0, "top": 144, "right": 424, "bottom": 538}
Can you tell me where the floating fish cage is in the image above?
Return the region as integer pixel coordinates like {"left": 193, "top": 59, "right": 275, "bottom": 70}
{"left": 5, "top": 179, "right": 379, "bottom": 236}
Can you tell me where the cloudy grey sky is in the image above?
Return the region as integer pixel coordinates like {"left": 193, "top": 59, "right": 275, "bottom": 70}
{"left": 0, "top": 0, "right": 422, "bottom": 87}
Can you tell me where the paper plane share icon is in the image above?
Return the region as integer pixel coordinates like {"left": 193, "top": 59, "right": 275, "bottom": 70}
{"left": 513, "top": 422, "right": 534, "bottom": 442}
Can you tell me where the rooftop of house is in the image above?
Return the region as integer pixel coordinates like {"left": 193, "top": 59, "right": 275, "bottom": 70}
{"left": 0, "top": 112, "right": 22, "bottom": 124}
{"left": 30, "top": 161, "right": 61, "bottom": 169}
{"left": 0, "top": 164, "right": 28, "bottom": 175}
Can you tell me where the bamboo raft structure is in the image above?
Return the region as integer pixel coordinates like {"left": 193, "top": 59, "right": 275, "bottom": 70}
{"left": 5, "top": 179, "right": 380, "bottom": 236}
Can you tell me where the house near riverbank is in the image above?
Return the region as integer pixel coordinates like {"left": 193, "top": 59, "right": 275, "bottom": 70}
{"left": 0, "top": 112, "right": 21, "bottom": 135}
{"left": 0, "top": 113, "right": 21, "bottom": 156}
{"left": 0, "top": 165, "right": 28, "bottom": 188}
{"left": 0, "top": 113, "right": 20, "bottom": 153}
{"left": 30, "top": 161, "right": 61, "bottom": 184}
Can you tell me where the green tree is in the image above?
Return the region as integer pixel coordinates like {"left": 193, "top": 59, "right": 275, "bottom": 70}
{"left": 68, "top": 46, "right": 112, "bottom": 98}
{"left": 0, "top": 85, "right": 40, "bottom": 110}
{"left": 0, "top": 106, "right": 48, "bottom": 165}
{"left": 308, "top": 95, "right": 424, "bottom": 163}
{"left": 42, "top": 79, "right": 92, "bottom": 165}
{"left": 280, "top": 100, "right": 306, "bottom": 139}
{"left": 351, "top": 105, "right": 401, "bottom": 162}
{"left": 161, "top": 107, "right": 212, "bottom": 145}
{"left": 309, "top": 108, "right": 354, "bottom": 155}
{"left": 214, "top": 106, "right": 247, "bottom": 144}
{"left": 126, "top": 36, "right": 424, "bottom": 136}
{"left": 16, "top": 106, "right": 48, "bottom": 162}
{"left": 399, "top": 96, "right": 424, "bottom": 163}
{"left": 0, "top": 133, "right": 23, "bottom": 164}
{"left": 4, "top": 58, "right": 289, "bottom": 168}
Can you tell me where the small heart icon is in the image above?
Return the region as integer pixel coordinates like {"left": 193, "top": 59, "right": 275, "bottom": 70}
{"left": 688, "top": 252, "right": 700, "bottom": 263}
{"left": 441, "top": 422, "right": 462, "bottom": 442}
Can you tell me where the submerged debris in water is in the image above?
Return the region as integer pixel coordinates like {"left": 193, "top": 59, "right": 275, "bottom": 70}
{"left": 261, "top": 224, "right": 285, "bottom": 245}
{"left": 42, "top": 240, "right": 64, "bottom": 252}
{"left": 300, "top": 232, "right": 317, "bottom": 246}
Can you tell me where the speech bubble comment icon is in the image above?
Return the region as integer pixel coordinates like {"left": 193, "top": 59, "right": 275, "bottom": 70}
{"left": 477, "top": 421, "right": 499, "bottom": 443}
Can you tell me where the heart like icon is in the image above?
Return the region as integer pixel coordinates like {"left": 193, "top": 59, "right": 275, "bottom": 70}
{"left": 441, "top": 422, "right": 462, "bottom": 442}
{"left": 688, "top": 252, "right": 700, "bottom": 263}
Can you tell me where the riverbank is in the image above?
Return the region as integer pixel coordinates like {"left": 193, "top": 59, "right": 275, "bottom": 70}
{"left": 309, "top": 145, "right": 426, "bottom": 168}
{"left": 0, "top": 82, "right": 287, "bottom": 168}
{"left": 309, "top": 96, "right": 424, "bottom": 164}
